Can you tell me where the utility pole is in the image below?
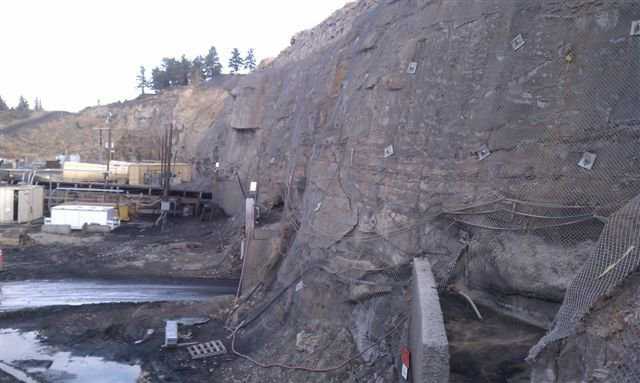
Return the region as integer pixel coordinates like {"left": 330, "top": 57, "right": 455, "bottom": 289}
{"left": 99, "top": 129, "right": 103, "bottom": 162}
{"left": 107, "top": 112, "right": 112, "bottom": 178}
{"left": 157, "top": 122, "right": 174, "bottom": 231}
{"left": 101, "top": 112, "right": 113, "bottom": 188}
{"left": 166, "top": 122, "right": 173, "bottom": 197}
{"left": 93, "top": 127, "right": 108, "bottom": 163}
{"left": 162, "top": 122, "right": 174, "bottom": 198}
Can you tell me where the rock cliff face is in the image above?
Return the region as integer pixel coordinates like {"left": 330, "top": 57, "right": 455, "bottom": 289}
{"left": 4, "top": 0, "right": 640, "bottom": 381}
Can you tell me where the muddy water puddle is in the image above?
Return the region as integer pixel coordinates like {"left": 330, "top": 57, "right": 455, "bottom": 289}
{"left": 0, "top": 329, "right": 141, "bottom": 382}
{"left": 0, "top": 279, "right": 236, "bottom": 311}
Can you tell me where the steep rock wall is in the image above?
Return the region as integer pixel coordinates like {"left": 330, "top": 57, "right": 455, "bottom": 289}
{"left": 211, "top": 1, "right": 640, "bottom": 381}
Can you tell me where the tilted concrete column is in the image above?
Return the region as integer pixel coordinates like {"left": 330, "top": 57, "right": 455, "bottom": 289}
{"left": 237, "top": 198, "right": 256, "bottom": 298}
{"left": 245, "top": 198, "right": 255, "bottom": 240}
{"left": 409, "top": 258, "right": 449, "bottom": 382}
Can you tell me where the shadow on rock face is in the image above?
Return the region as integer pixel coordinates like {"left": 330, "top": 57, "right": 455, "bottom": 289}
{"left": 441, "top": 292, "right": 544, "bottom": 383}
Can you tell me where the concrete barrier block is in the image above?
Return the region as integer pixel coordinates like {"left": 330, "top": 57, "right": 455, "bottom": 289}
{"left": 409, "top": 258, "right": 449, "bottom": 382}
{"left": 83, "top": 224, "right": 112, "bottom": 233}
{"left": 41, "top": 224, "right": 72, "bottom": 235}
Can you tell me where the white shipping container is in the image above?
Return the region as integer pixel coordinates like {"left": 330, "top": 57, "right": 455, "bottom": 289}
{"left": 45, "top": 205, "right": 120, "bottom": 231}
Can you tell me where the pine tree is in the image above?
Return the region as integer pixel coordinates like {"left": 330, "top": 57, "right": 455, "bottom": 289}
{"left": 151, "top": 67, "right": 168, "bottom": 91}
{"left": 161, "top": 57, "right": 181, "bottom": 86}
{"left": 203, "top": 46, "right": 222, "bottom": 79}
{"left": 136, "top": 66, "right": 150, "bottom": 95}
{"left": 179, "top": 55, "right": 193, "bottom": 85}
{"left": 244, "top": 49, "right": 257, "bottom": 72}
{"left": 229, "top": 48, "right": 244, "bottom": 74}
{"left": 16, "top": 96, "right": 30, "bottom": 112}
{"left": 191, "top": 56, "right": 204, "bottom": 85}
{"left": 33, "top": 98, "right": 43, "bottom": 111}
{"left": 0, "top": 95, "right": 8, "bottom": 112}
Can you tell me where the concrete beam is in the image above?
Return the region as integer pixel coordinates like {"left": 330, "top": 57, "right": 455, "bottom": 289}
{"left": 41, "top": 224, "right": 72, "bottom": 235}
{"left": 245, "top": 198, "right": 255, "bottom": 240}
{"left": 409, "top": 258, "right": 449, "bottom": 382}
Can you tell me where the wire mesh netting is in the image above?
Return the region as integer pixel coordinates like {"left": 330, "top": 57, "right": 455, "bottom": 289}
{"left": 517, "top": 21, "right": 640, "bottom": 370}
{"left": 528, "top": 195, "right": 640, "bottom": 359}
{"left": 439, "top": 8, "right": 640, "bottom": 376}
{"left": 236, "top": 4, "right": 640, "bottom": 379}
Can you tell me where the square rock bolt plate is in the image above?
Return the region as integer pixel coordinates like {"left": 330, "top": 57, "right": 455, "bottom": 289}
{"left": 631, "top": 20, "right": 640, "bottom": 36}
{"left": 407, "top": 62, "right": 418, "bottom": 74}
{"left": 477, "top": 145, "right": 491, "bottom": 161}
{"left": 384, "top": 145, "right": 395, "bottom": 158}
{"left": 578, "top": 152, "right": 597, "bottom": 170}
{"left": 512, "top": 34, "right": 526, "bottom": 51}
{"left": 187, "top": 340, "right": 227, "bottom": 360}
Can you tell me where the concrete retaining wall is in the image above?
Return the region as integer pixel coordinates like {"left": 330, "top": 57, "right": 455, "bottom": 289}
{"left": 409, "top": 258, "right": 449, "bottom": 382}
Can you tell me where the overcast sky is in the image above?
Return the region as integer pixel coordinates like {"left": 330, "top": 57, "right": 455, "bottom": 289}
{"left": 0, "top": 0, "right": 350, "bottom": 112}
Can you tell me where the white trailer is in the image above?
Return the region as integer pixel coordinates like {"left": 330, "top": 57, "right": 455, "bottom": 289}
{"left": 45, "top": 204, "right": 120, "bottom": 231}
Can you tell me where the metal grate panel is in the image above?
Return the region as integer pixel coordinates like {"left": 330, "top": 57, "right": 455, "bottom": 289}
{"left": 187, "top": 340, "right": 227, "bottom": 359}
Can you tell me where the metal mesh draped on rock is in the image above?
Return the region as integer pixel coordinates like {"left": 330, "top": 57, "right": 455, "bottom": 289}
{"left": 528, "top": 195, "right": 640, "bottom": 360}
{"left": 455, "top": 17, "right": 640, "bottom": 369}
{"left": 443, "top": 198, "right": 597, "bottom": 232}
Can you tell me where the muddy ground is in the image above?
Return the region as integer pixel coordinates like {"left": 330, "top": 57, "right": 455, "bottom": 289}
{"left": 1, "top": 216, "right": 242, "bottom": 281}
{"left": 0, "top": 215, "right": 244, "bottom": 383}
{"left": 0, "top": 213, "right": 546, "bottom": 383}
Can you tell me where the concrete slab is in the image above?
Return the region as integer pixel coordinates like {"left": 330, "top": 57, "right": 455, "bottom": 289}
{"left": 409, "top": 258, "right": 449, "bottom": 383}
{"left": 41, "top": 224, "right": 72, "bottom": 235}
{"left": 83, "top": 224, "right": 111, "bottom": 233}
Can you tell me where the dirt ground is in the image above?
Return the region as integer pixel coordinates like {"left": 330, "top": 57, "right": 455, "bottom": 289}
{"left": 0, "top": 215, "right": 244, "bottom": 383}
{"left": 0, "top": 213, "right": 545, "bottom": 383}
{"left": 1, "top": 216, "right": 242, "bottom": 281}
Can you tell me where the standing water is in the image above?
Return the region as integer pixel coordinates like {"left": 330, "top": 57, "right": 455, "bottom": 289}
{"left": 0, "top": 329, "right": 141, "bottom": 382}
{"left": 0, "top": 279, "right": 237, "bottom": 311}
{"left": 0, "top": 279, "right": 237, "bottom": 381}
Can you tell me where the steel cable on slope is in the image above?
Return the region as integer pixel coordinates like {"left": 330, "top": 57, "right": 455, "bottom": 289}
{"left": 449, "top": 216, "right": 597, "bottom": 231}
{"left": 444, "top": 197, "right": 592, "bottom": 212}
{"left": 296, "top": 195, "right": 595, "bottom": 245}
{"left": 228, "top": 259, "right": 409, "bottom": 373}
{"left": 444, "top": 208, "right": 594, "bottom": 221}
{"left": 298, "top": 211, "right": 439, "bottom": 243}
{"left": 230, "top": 314, "right": 407, "bottom": 373}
